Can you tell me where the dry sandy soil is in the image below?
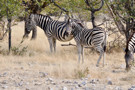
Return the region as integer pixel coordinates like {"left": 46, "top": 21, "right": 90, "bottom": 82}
{"left": 0, "top": 18, "right": 135, "bottom": 90}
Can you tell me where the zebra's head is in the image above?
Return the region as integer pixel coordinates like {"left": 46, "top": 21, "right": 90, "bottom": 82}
{"left": 69, "top": 19, "right": 84, "bottom": 35}
{"left": 71, "top": 19, "right": 84, "bottom": 28}
{"left": 125, "top": 48, "right": 134, "bottom": 71}
{"left": 23, "top": 14, "right": 36, "bottom": 39}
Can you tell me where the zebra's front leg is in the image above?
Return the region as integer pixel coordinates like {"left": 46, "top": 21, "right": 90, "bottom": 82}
{"left": 96, "top": 50, "right": 103, "bottom": 67}
{"left": 48, "top": 38, "right": 53, "bottom": 53}
{"left": 53, "top": 38, "right": 56, "bottom": 52}
{"left": 77, "top": 44, "right": 82, "bottom": 64}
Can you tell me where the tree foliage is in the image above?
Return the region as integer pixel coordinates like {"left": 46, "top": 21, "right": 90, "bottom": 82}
{"left": 0, "top": 0, "right": 24, "bottom": 20}
{"left": 43, "top": 0, "right": 106, "bottom": 21}
{"left": 0, "top": 0, "right": 25, "bottom": 52}
{"left": 105, "top": 0, "right": 135, "bottom": 41}
{"left": 1, "top": 0, "right": 134, "bottom": 52}
{"left": 22, "top": 0, "right": 50, "bottom": 14}
{"left": 43, "top": 0, "right": 87, "bottom": 16}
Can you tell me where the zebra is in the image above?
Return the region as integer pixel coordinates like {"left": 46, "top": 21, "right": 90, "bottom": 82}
{"left": 23, "top": 14, "right": 83, "bottom": 52}
{"left": 69, "top": 20, "right": 107, "bottom": 66}
{"left": 125, "top": 33, "right": 135, "bottom": 71}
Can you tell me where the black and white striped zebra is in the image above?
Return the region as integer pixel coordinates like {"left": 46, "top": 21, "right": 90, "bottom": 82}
{"left": 69, "top": 20, "right": 107, "bottom": 66}
{"left": 125, "top": 33, "right": 135, "bottom": 71}
{"left": 24, "top": 14, "right": 76, "bottom": 52}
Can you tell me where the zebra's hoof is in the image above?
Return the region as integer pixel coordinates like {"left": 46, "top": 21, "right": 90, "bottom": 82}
{"left": 96, "top": 64, "right": 99, "bottom": 67}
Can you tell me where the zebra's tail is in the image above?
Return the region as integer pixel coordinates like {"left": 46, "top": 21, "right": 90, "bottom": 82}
{"left": 103, "top": 31, "right": 107, "bottom": 52}
{"left": 104, "top": 44, "right": 106, "bottom": 52}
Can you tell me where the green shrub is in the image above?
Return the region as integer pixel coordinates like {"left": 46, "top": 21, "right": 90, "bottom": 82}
{"left": 11, "top": 46, "right": 28, "bottom": 56}
{"left": 74, "top": 67, "right": 89, "bottom": 79}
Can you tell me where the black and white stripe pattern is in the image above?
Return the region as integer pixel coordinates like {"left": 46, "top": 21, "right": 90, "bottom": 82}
{"left": 25, "top": 14, "right": 74, "bottom": 52}
{"left": 70, "top": 21, "right": 106, "bottom": 66}
{"left": 125, "top": 33, "right": 135, "bottom": 71}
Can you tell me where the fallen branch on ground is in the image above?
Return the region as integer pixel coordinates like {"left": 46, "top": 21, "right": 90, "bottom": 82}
{"left": 61, "top": 42, "right": 76, "bottom": 47}
{"left": 61, "top": 42, "right": 90, "bottom": 49}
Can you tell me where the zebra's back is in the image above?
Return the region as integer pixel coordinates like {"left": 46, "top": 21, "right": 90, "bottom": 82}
{"left": 46, "top": 20, "right": 73, "bottom": 41}
{"left": 75, "top": 27, "right": 106, "bottom": 47}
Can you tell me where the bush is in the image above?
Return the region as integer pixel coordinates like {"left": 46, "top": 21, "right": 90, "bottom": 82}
{"left": 74, "top": 67, "right": 89, "bottom": 79}
{"left": 11, "top": 46, "right": 28, "bottom": 56}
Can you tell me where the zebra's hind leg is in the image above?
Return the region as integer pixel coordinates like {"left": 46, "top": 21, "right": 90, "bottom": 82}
{"left": 48, "top": 38, "right": 53, "bottom": 53}
{"left": 53, "top": 38, "right": 56, "bottom": 52}
{"left": 81, "top": 45, "right": 84, "bottom": 64}
{"left": 103, "top": 51, "right": 105, "bottom": 67}
{"left": 96, "top": 50, "right": 103, "bottom": 67}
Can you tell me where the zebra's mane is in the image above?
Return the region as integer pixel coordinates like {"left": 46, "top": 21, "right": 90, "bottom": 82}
{"left": 72, "top": 22, "right": 85, "bottom": 34}
{"left": 77, "top": 22, "right": 84, "bottom": 28}
{"left": 32, "top": 13, "right": 53, "bottom": 20}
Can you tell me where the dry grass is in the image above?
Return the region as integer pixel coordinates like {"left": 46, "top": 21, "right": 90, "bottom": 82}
{"left": 0, "top": 21, "right": 135, "bottom": 87}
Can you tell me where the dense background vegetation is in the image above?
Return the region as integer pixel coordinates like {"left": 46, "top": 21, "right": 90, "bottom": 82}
{"left": 0, "top": 0, "right": 135, "bottom": 52}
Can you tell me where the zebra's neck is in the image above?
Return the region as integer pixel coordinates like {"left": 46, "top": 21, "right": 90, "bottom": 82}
{"left": 72, "top": 24, "right": 83, "bottom": 37}
{"left": 34, "top": 14, "right": 52, "bottom": 30}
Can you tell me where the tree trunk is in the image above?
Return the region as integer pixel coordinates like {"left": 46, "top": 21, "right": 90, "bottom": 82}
{"left": 125, "top": 19, "right": 131, "bottom": 41}
{"left": 91, "top": 11, "right": 96, "bottom": 28}
{"left": 8, "top": 18, "right": 12, "bottom": 52}
{"left": 85, "top": 0, "right": 104, "bottom": 28}
{"left": 6, "top": 0, "right": 12, "bottom": 53}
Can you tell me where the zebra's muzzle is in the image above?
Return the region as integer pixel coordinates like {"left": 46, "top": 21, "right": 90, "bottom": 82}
{"left": 126, "top": 64, "right": 131, "bottom": 71}
{"left": 23, "top": 34, "right": 29, "bottom": 39}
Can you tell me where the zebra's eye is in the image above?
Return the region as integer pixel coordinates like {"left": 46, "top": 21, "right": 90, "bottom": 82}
{"left": 72, "top": 25, "right": 75, "bottom": 29}
{"left": 28, "top": 21, "right": 31, "bottom": 24}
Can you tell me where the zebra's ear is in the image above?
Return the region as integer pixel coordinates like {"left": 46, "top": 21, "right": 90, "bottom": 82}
{"left": 77, "top": 22, "right": 84, "bottom": 28}
{"left": 30, "top": 14, "right": 34, "bottom": 20}
{"left": 68, "top": 18, "right": 72, "bottom": 23}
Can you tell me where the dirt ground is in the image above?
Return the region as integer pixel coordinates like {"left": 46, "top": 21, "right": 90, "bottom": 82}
{"left": 0, "top": 18, "right": 135, "bottom": 90}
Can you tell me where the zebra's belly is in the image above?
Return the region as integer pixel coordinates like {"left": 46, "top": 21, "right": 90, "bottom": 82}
{"left": 81, "top": 42, "right": 92, "bottom": 47}
{"left": 80, "top": 39, "right": 92, "bottom": 46}
{"left": 55, "top": 35, "right": 73, "bottom": 42}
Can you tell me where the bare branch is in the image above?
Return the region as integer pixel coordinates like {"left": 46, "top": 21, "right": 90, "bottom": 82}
{"left": 96, "top": 22, "right": 104, "bottom": 26}
{"left": 92, "top": 0, "right": 104, "bottom": 12}
{"left": 41, "top": 2, "right": 50, "bottom": 8}
{"left": 115, "top": 11, "right": 126, "bottom": 23}
{"left": 0, "top": 29, "right": 8, "bottom": 40}
{"left": 57, "top": 11, "right": 63, "bottom": 20}
{"left": 85, "top": 0, "right": 104, "bottom": 12}
{"left": 50, "top": 0, "right": 69, "bottom": 15}
{"left": 84, "top": 0, "right": 90, "bottom": 6}
{"left": 84, "top": 0, "right": 104, "bottom": 28}
{"left": 94, "top": 1, "right": 102, "bottom": 6}
{"left": 105, "top": 1, "right": 125, "bottom": 35}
